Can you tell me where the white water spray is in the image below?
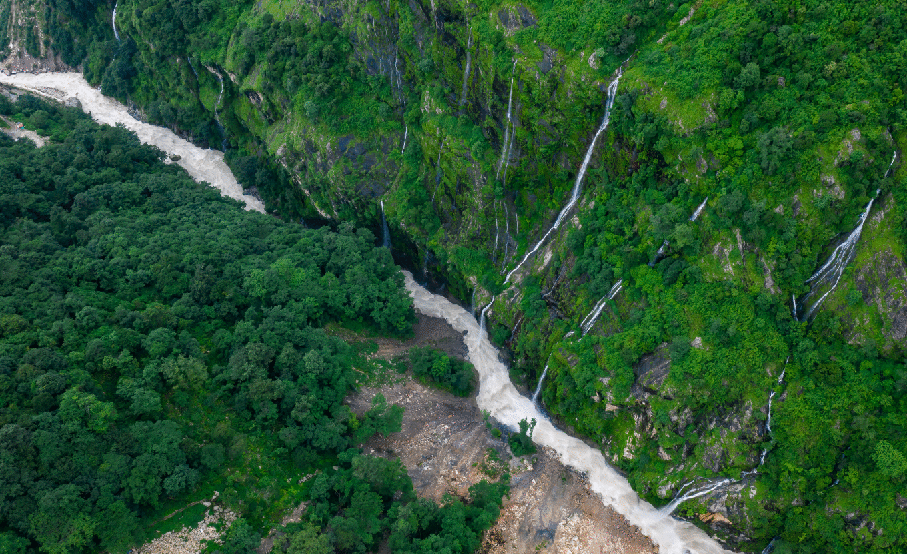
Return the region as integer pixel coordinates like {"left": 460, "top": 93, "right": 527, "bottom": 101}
{"left": 531, "top": 361, "right": 550, "bottom": 403}
{"left": 404, "top": 271, "right": 733, "bottom": 554}
{"left": 653, "top": 197, "right": 708, "bottom": 264}
{"left": 690, "top": 196, "right": 709, "bottom": 222}
{"left": 800, "top": 191, "right": 879, "bottom": 320}
{"left": 496, "top": 76, "right": 515, "bottom": 181}
{"left": 660, "top": 478, "right": 736, "bottom": 516}
{"left": 380, "top": 200, "right": 391, "bottom": 248}
{"left": 401, "top": 126, "right": 408, "bottom": 154}
{"left": 459, "top": 30, "right": 473, "bottom": 106}
{"left": 884, "top": 151, "right": 897, "bottom": 178}
{"left": 580, "top": 279, "right": 623, "bottom": 336}
{"left": 112, "top": 2, "right": 120, "bottom": 41}
{"left": 504, "top": 68, "right": 623, "bottom": 284}
{"left": 496, "top": 61, "right": 517, "bottom": 183}
{"left": 0, "top": 72, "right": 264, "bottom": 212}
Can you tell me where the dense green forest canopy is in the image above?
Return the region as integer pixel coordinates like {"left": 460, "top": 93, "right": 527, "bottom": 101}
{"left": 0, "top": 94, "right": 507, "bottom": 553}
{"left": 20, "top": 0, "right": 907, "bottom": 551}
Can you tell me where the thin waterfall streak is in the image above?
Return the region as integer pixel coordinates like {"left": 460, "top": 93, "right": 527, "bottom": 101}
{"left": 401, "top": 126, "right": 408, "bottom": 154}
{"left": 690, "top": 196, "right": 709, "bottom": 221}
{"left": 761, "top": 538, "right": 778, "bottom": 554}
{"left": 532, "top": 362, "right": 550, "bottom": 403}
{"left": 380, "top": 201, "right": 391, "bottom": 248}
{"left": 496, "top": 73, "right": 516, "bottom": 181}
{"left": 509, "top": 316, "right": 523, "bottom": 342}
{"left": 661, "top": 478, "right": 735, "bottom": 516}
{"left": 459, "top": 30, "right": 472, "bottom": 106}
{"left": 505, "top": 68, "right": 623, "bottom": 284}
{"left": 792, "top": 294, "right": 798, "bottom": 319}
{"left": 479, "top": 297, "right": 495, "bottom": 336}
{"left": 884, "top": 151, "right": 897, "bottom": 178}
{"left": 801, "top": 192, "right": 878, "bottom": 320}
{"left": 580, "top": 280, "right": 623, "bottom": 336}
{"left": 494, "top": 204, "right": 500, "bottom": 258}
{"left": 112, "top": 2, "right": 120, "bottom": 41}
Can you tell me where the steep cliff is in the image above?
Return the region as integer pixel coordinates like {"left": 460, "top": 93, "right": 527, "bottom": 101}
{"left": 10, "top": 0, "right": 907, "bottom": 551}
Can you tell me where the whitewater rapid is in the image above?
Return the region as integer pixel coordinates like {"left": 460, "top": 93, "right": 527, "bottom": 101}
{"left": 0, "top": 72, "right": 264, "bottom": 213}
{"left": 2, "top": 70, "right": 733, "bottom": 554}
{"left": 404, "top": 272, "right": 733, "bottom": 554}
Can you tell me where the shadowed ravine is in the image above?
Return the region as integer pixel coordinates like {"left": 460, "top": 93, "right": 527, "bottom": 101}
{"left": 0, "top": 70, "right": 733, "bottom": 554}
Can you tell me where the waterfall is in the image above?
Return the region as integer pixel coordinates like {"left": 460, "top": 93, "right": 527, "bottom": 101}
{"left": 401, "top": 126, "right": 408, "bottom": 154}
{"left": 496, "top": 62, "right": 517, "bottom": 182}
{"left": 211, "top": 69, "right": 227, "bottom": 151}
{"left": 652, "top": 197, "right": 708, "bottom": 266}
{"left": 504, "top": 67, "right": 623, "bottom": 284}
{"left": 761, "top": 538, "right": 778, "bottom": 554}
{"left": 112, "top": 2, "right": 120, "bottom": 41}
{"left": 531, "top": 362, "right": 550, "bottom": 403}
{"left": 660, "top": 478, "right": 736, "bottom": 516}
{"left": 494, "top": 204, "right": 500, "bottom": 259}
{"left": 757, "top": 358, "right": 788, "bottom": 468}
{"left": 799, "top": 191, "right": 879, "bottom": 321}
{"left": 501, "top": 203, "right": 511, "bottom": 268}
{"left": 18, "top": 68, "right": 734, "bottom": 554}
{"left": 380, "top": 200, "right": 391, "bottom": 249}
{"left": 884, "top": 151, "right": 897, "bottom": 178}
{"left": 689, "top": 196, "right": 709, "bottom": 222}
{"left": 791, "top": 294, "right": 798, "bottom": 320}
{"left": 459, "top": 30, "right": 473, "bottom": 106}
{"left": 187, "top": 58, "right": 200, "bottom": 81}
{"left": 580, "top": 279, "right": 623, "bottom": 336}
{"left": 479, "top": 297, "right": 495, "bottom": 337}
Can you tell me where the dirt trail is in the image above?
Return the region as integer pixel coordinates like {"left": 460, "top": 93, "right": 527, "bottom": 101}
{"left": 347, "top": 313, "right": 657, "bottom": 554}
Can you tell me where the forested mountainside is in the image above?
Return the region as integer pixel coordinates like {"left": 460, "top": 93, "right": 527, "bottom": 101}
{"left": 4, "top": 0, "right": 907, "bottom": 551}
{"left": 0, "top": 93, "right": 508, "bottom": 553}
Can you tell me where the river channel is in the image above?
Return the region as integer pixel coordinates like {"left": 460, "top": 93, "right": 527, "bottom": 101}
{"left": 0, "top": 70, "right": 732, "bottom": 554}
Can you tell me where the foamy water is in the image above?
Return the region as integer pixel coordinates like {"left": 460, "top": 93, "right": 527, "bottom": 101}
{"left": 404, "top": 271, "right": 734, "bottom": 554}
{"left": 0, "top": 72, "right": 264, "bottom": 212}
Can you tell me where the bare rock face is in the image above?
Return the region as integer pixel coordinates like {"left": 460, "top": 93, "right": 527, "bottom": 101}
{"left": 63, "top": 96, "right": 81, "bottom": 110}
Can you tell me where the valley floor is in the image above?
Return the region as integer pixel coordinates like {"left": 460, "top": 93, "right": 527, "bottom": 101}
{"left": 347, "top": 314, "right": 657, "bottom": 554}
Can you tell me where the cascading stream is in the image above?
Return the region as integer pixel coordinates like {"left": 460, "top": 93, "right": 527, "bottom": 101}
{"left": 208, "top": 67, "right": 227, "bottom": 151}
{"left": 531, "top": 359, "right": 550, "bottom": 403}
{"left": 112, "top": 2, "right": 120, "bottom": 41}
{"left": 653, "top": 197, "right": 708, "bottom": 265}
{"left": 504, "top": 68, "right": 623, "bottom": 284}
{"left": 660, "top": 478, "right": 737, "bottom": 516}
{"left": 404, "top": 271, "right": 734, "bottom": 554}
{"left": 496, "top": 61, "right": 517, "bottom": 183}
{"left": 757, "top": 358, "right": 788, "bottom": 467}
{"left": 580, "top": 279, "right": 623, "bottom": 336}
{"left": 798, "top": 191, "right": 879, "bottom": 321}
{"left": 11, "top": 69, "right": 735, "bottom": 554}
{"left": 380, "top": 200, "right": 391, "bottom": 249}
{"left": 796, "top": 151, "right": 895, "bottom": 320}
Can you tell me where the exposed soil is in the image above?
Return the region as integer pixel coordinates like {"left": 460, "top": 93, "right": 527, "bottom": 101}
{"left": 347, "top": 314, "right": 658, "bottom": 554}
